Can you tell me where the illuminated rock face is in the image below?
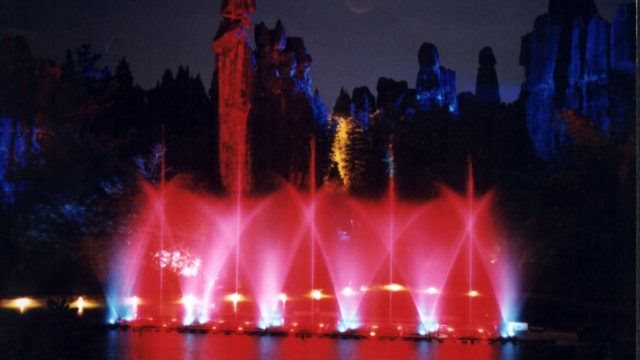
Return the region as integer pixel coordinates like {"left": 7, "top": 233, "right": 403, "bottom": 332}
{"left": 415, "top": 43, "right": 458, "bottom": 116}
{"left": 221, "top": 0, "right": 255, "bottom": 22}
{"left": 212, "top": 0, "right": 255, "bottom": 194}
{"left": 520, "top": 1, "right": 636, "bottom": 159}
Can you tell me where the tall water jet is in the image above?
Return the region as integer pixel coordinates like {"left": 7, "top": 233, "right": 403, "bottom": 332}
{"left": 309, "top": 136, "right": 317, "bottom": 324}
{"left": 386, "top": 141, "right": 396, "bottom": 325}
{"left": 434, "top": 159, "right": 506, "bottom": 336}
{"left": 159, "top": 124, "right": 166, "bottom": 320}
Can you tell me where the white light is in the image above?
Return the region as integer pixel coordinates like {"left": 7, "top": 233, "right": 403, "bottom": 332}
{"left": 425, "top": 287, "right": 439, "bottom": 295}
{"left": 15, "top": 297, "right": 32, "bottom": 314}
{"left": 181, "top": 294, "right": 199, "bottom": 325}
{"left": 341, "top": 287, "right": 355, "bottom": 297}
{"left": 278, "top": 293, "right": 288, "bottom": 303}
{"left": 311, "top": 289, "right": 323, "bottom": 300}
{"left": 359, "top": 285, "right": 368, "bottom": 292}
{"left": 127, "top": 296, "right": 139, "bottom": 320}
{"left": 225, "top": 293, "right": 244, "bottom": 304}
{"left": 128, "top": 296, "right": 140, "bottom": 306}
{"left": 76, "top": 296, "right": 85, "bottom": 315}
{"left": 506, "top": 321, "right": 527, "bottom": 337}
{"left": 467, "top": 290, "right": 479, "bottom": 297}
{"left": 181, "top": 295, "right": 198, "bottom": 306}
{"left": 418, "top": 326, "right": 427, "bottom": 336}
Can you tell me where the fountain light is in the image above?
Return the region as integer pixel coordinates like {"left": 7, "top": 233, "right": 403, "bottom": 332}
{"left": 504, "top": 321, "right": 527, "bottom": 337}
{"left": 341, "top": 286, "right": 356, "bottom": 297}
{"left": 181, "top": 294, "right": 199, "bottom": 325}
{"left": 383, "top": 283, "right": 405, "bottom": 292}
{"left": 337, "top": 318, "right": 359, "bottom": 332}
{"left": 420, "top": 316, "right": 439, "bottom": 333}
{"left": 425, "top": 287, "right": 439, "bottom": 295}
{"left": 278, "top": 293, "right": 288, "bottom": 304}
{"left": 310, "top": 289, "right": 324, "bottom": 300}
{"left": 225, "top": 292, "right": 245, "bottom": 304}
{"left": 181, "top": 294, "right": 198, "bottom": 306}
{"left": 467, "top": 290, "right": 479, "bottom": 297}
{"left": 127, "top": 296, "right": 140, "bottom": 321}
{"left": 14, "top": 297, "right": 34, "bottom": 314}
{"left": 418, "top": 325, "right": 427, "bottom": 336}
{"left": 75, "top": 296, "right": 85, "bottom": 315}
{"left": 128, "top": 296, "right": 140, "bottom": 306}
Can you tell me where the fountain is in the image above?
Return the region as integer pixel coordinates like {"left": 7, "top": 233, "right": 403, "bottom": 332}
{"left": 104, "top": 0, "right": 520, "bottom": 340}
{"left": 104, "top": 150, "right": 520, "bottom": 338}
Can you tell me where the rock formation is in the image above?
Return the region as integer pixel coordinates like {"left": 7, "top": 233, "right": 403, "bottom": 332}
{"left": 519, "top": 1, "right": 636, "bottom": 159}
{"left": 212, "top": 0, "right": 255, "bottom": 193}
{"left": 352, "top": 86, "right": 375, "bottom": 129}
{"left": 475, "top": 47, "right": 500, "bottom": 105}
{"left": 416, "top": 42, "right": 458, "bottom": 115}
{"left": 249, "top": 19, "right": 326, "bottom": 190}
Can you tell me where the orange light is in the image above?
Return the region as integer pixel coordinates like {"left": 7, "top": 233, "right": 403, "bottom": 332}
{"left": 384, "top": 283, "right": 405, "bottom": 292}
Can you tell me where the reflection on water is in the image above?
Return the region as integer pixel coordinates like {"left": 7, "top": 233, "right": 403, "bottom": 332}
{"left": 106, "top": 332, "right": 530, "bottom": 360}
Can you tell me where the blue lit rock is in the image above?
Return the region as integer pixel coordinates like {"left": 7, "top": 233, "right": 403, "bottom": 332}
{"left": 563, "top": 18, "right": 584, "bottom": 111}
{"left": 582, "top": 16, "right": 610, "bottom": 134}
{"left": 520, "top": 14, "right": 561, "bottom": 159}
{"left": 521, "top": 1, "right": 635, "bottom": 158}
{"left": 352, "top": 86, "right": 375, "bottom": 128}
{"left": 415, "top": 43, "right": 458, "bottom": 115}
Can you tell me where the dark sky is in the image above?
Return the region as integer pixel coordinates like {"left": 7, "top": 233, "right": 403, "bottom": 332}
{"left": 1, "top": 0, "right": 625, "bottom": 103}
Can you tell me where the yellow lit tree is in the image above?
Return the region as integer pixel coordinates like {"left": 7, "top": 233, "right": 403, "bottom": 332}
{"left": 329, "top": 116, "right": 369, "bottom": 192}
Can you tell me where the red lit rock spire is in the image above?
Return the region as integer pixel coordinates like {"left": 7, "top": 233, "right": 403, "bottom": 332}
{"left": 213, "top": 0, "right": 255, "bottom": 193}
{"left": 221, "top": 0, "right": 255, "bottom": 23}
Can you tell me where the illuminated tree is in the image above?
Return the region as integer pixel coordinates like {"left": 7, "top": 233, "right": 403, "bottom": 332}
{"left": 329, "top": 115, "right": 369, "bottom": 192}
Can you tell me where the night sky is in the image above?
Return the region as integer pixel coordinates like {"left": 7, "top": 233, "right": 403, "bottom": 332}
{"left": 1, "top": 0, "right": 624, "bottom": 103}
